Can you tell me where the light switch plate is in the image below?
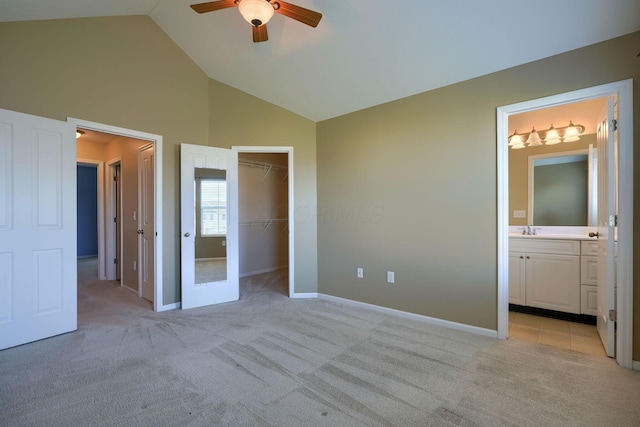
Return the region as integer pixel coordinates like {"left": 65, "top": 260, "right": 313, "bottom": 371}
{"left": 513, "top": 210, "right": 526, "bottom": 218}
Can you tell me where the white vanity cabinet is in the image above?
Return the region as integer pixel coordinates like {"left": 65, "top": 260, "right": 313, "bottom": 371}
{"left": 509, "top": 238, "right": 581, "bottom": 314}
{"left": 580, "top": 241, "right": 598, "bottom": 315}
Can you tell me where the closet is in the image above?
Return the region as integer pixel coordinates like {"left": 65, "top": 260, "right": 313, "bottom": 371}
{"left": 238, "top": 153, "right": 289, "bottom": 287}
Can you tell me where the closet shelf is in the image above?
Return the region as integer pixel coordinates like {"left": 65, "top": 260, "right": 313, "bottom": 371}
{"left": 240, "top": 218, "right": 288, "bottom": 225}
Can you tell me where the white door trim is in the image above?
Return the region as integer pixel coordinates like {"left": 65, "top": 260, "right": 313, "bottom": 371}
{"left": 68, "top": 118, "right": 165, "bottom": 312}
{"left": 233, "top": 146, "right": 295, "bottom": 297}
{"left": 76, "top": 158, "right": 105, "bottom": 279}
{"left": 496, "top": 79, "right": 634, "bottom": 369}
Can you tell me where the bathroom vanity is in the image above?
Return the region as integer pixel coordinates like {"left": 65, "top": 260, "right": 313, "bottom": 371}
{"left": 509, "top": 235, "right": 598, "bottom": 315}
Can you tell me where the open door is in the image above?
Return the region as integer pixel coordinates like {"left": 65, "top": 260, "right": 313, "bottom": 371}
{"left": 139, "top": 144, "right": 155, "bottom": 302}
{"left": 596, "top": 97, "right": 616, "bottom": 357}
{"left": 180, "top": 143, "right": 238, "bottom": 309}
{"left": 0, "top": 108, "right": 77, "bottom": 350}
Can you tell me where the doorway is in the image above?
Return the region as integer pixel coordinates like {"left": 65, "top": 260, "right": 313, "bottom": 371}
{"left": 235, "top": 146, "right": 294, "bottom": 297}
{"left": 71, "top": 118, "right": 165, "bottom": 312}
{"left": 496, "top": 80, "right": 634, "bottom": 369}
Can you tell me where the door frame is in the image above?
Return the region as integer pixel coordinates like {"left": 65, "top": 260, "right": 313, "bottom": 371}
{"left": 69, "top": 118, "right": 165, "bottom": 312}
{"left": 496, "top": 80, "right": 633, "bottom": 369}
{"left": 234, "top": 146, "right": 296, "bottom": 297}
{"left": 76, "top": 158, "right": 105, "bottom": 278}
{"left": 105, "top": 158, "right": 122, "bottom": 282}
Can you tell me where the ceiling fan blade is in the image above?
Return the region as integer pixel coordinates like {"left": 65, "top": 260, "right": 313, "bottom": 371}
{"left": 190, "top": 0, "right": 237, "bottom": 13}
{"left": 274, "top": 1, "right": 322, "bottom": 27}
{"left": 252, "top": 24, "right": 269, "bottom": 43}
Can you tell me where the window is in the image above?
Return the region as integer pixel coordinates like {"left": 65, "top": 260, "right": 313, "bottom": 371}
{"left": 198, "top": 179, "right": 227, "bottom": 236}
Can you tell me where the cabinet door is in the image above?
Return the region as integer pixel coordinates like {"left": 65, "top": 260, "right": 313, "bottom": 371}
{"left": 526, "top": 253, "right": 580, "bottom": 314}
{"left": 508, "top": 252, "right": 526, "bottom": 305}
{"left": 580, "top": 255, "right": 598, "bottom": 286}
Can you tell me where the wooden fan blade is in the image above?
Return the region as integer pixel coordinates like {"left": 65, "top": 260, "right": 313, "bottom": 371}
{"left": 190, "top": 0, "right": 237, "bottom": 14}
{"left": 274, "top": 1, "right": 322, "bottom": 27}
{"left": 252, "top": 24, "right": 269, "bottom": 42}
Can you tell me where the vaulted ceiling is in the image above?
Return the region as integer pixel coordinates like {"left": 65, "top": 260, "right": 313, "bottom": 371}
{"left": 1, "top": 0, "right": 639, "bottom": 122}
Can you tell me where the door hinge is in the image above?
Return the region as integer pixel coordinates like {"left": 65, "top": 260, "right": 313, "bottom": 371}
{"left": 610, "top": 119, "right": 618, "bottom": 132}
{"left": 609, "top": 309, "right": 616, "bottom": 322}
{"left": 114, "top": 258, "right": 118, "bottom": 265}
{"left": 114, "top": 217, "right": 117, "bottom": 223}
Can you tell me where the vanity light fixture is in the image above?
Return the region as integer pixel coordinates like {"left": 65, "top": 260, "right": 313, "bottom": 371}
{"left": 508, "top": 121, "right": 585, "bottom": 149}
{"left": 525, "top": 128, "right": 543, "bottom": 146}
{"left": 543, "top": 124, "right": 561, "bottom": 145}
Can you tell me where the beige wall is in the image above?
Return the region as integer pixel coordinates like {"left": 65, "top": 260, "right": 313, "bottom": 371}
{"left": 1, "top": 16, "right": 638, "bottom": 360}
{"left": 0, "top": 16, "right": 317, "bottom": 304}
{"left": 317, "top": 31, "right": 640, "bottom": 359}
{"left": 509, "top": 134, "right": 596, "bottom": 226}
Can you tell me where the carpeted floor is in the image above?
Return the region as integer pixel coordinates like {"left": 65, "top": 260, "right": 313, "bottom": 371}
{"left": 1, "top": 258, "right": 639, "bottom": 426}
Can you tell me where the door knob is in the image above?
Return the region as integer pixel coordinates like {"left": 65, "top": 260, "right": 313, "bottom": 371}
{"left": 184, "top": 232, "right": 190, "bottom": 237}
{"left": 588, "top": 232, "right": 599, "bottom": 238}
{"left": 137, "top": 229, "right": 144, "bottom": 235}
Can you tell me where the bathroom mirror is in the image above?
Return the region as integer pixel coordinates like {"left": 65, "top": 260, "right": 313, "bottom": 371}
{"left": 527, "top": 148, "right": 597, "bottom": 226}
{"left": 194, "top": 167, "right": 227, "bottom": 284}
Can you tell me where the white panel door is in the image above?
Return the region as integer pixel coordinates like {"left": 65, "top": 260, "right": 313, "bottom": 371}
{"left": 180, "top": 143, "right": 238, "bottom": 309}
{"left": 596, "top": 97, "right": 616, "bottom": 357}
{"left": 139, "top": 144, "right": 155, "bottom": 302}
{"left": 0, "top": 108, "right": 76, "bottom": 350}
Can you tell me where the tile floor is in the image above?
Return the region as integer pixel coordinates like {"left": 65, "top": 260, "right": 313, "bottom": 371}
{"left": 508, "top": 311, "right": 607, "bottom": 357}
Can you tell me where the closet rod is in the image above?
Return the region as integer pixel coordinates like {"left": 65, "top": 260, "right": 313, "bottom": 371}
{"left": 238, "top": 159, "right": 287, "bottom": 171}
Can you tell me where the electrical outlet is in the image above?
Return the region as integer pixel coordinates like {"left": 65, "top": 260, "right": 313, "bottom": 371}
{"left": 513, "top": 210, "right": 526, "bottom": 218}
{"left": 357, "top": 267, "right": 363, "bottom": 278}
{"left": 387, "top": 271, "right": 394, "bottom": 283}
{"left": 221, "top": 240, "right": 226, "bottom": 247}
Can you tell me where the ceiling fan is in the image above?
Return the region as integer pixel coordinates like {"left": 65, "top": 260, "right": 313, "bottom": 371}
{"left": 190, "top": 0, "right": 322, "bottom": 43}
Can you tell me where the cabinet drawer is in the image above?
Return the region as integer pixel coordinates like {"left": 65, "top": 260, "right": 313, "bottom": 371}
{"left": 580, "top": 285, "right": 597, "bottom": 316}
{"left": 509, "top": 238, "right": 580, "bottom": 255}
{"left": 581, "top": 240, "right": 598, "bottom": 256}
{"left": 581, "top": 255, "right": 597, "bottom": 285}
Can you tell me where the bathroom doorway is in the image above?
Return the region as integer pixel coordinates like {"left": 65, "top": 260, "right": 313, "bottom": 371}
{"left": 496, "top": 80, "right": 634, "bottom": 369}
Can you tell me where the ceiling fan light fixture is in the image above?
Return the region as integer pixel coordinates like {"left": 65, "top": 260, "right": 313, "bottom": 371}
{"left": 238, "top": 0, "right": 274, "bottom": 26}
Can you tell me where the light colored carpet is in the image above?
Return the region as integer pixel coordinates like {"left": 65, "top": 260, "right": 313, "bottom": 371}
{"left": 1, "top": 258, "right": 639, "bottom": 426}
{"left": 195, "top": 258, "right": 227, "bottom": 284}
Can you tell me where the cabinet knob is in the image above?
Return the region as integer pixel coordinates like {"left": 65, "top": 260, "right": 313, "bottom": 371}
{"left": 519, "top": 256, "right": 524, "bottom": 259}
{"left": 588, "top": 232, "right": 599, "bottom": 238}
{"left": 526, "top": 256, "right": 530, "bottom": 259}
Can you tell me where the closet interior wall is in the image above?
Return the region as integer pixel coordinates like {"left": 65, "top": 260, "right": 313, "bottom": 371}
{"left": 238, "top": 153, "right": 289, "bottom": 278}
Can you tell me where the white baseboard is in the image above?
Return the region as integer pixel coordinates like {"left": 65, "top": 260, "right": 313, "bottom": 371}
{"left": 318, "top": 294, "right": 498, "bottom": 339}
{"left": 240, "top": 265, "right": 287, "bottom": 278}
{"left": 633, "top": 360, "right": 640, "bottom": 371}
{"left": 290, "top": 292, "right": 318, "bottom": 299}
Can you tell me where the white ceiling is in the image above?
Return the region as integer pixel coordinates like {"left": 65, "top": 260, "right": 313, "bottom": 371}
{"left": 1, "top": 0, "right": 639, "bottom": 122}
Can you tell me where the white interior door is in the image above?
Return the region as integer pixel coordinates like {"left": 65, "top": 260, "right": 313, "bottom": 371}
{"left": 139, "top": 144, "right": 155, "bottom": 302}
{"left": 0, "top": 108, "right": 77, "bottom": 350}
{"left": 180, "top": 143, "right": 238, "bottom": 309}
{"left": 596, "top": 97, "right": 616, "bottom": 357}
